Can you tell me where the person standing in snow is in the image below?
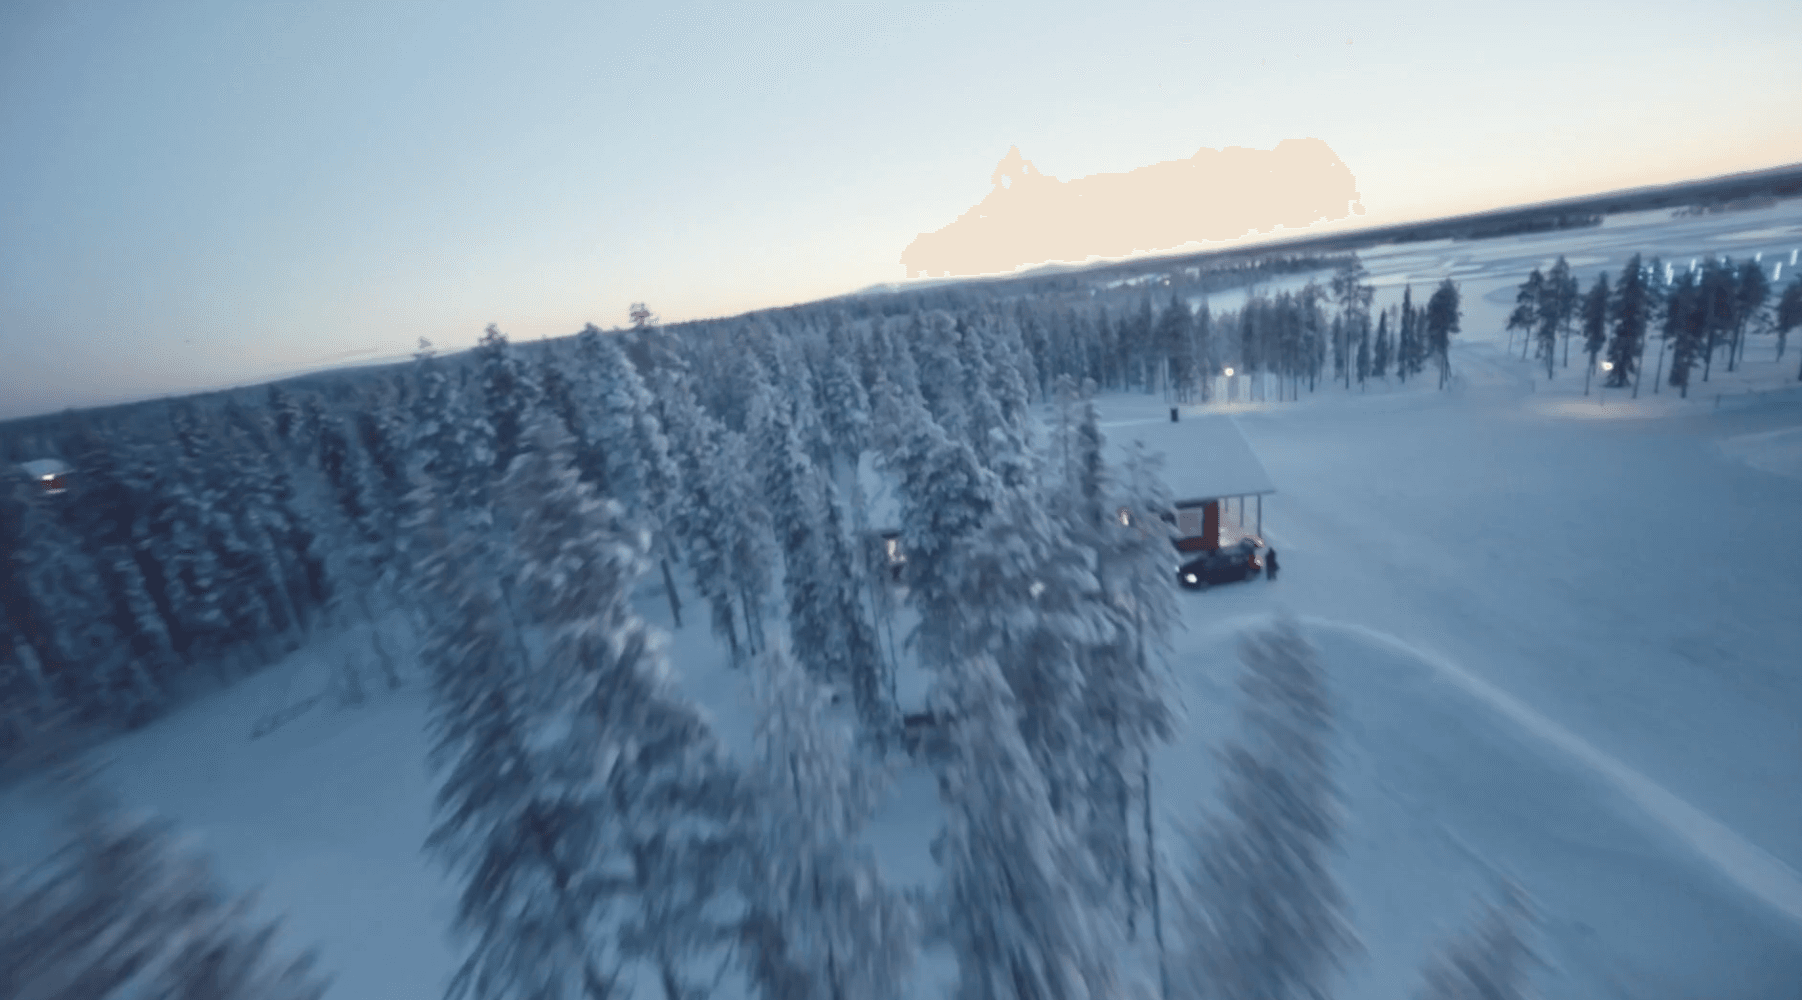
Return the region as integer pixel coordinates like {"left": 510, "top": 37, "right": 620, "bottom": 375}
{"left": 1265, "top": 548, "right": 1279, "bottom": 581}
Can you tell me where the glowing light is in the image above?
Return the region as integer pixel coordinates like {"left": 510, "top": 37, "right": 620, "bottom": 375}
{"left": 1118, "top": 507, "right": 1132, "bottom": 526}
{"left": 1224, "top": 367, "right": 1235, "bottom": 377}
{"left": 1184, "top": 574, "right": 1199, "bottom": 585}
{"left": 1601, "top": 361, "right": 1614, "bottom": 371}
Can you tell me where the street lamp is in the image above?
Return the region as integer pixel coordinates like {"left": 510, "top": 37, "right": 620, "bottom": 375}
{"left": 1224, "top": 367, "right": 1234, "bottom": 377}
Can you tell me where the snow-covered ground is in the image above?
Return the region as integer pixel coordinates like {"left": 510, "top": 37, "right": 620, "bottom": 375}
{"left": 4, "top": 203, "right": 1802, "bottom": 999}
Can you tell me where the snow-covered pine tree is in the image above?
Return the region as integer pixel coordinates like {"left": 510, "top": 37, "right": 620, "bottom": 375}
{"left": 739, "top": 647, "right": 917, "bottom": 1000}
{"left": 1355, "top": 318, "right": 1371, "bottom": 388}
{"left": 474, "top": 324, "right": 539, "bottom": 478}
{"left": 773, "top": 331, "right": 832, "bottom": 469}
{"left": 1413, "top": 881, "right": 1538, "bottom": 1000}
{"left": 1397, "top": 284, "right": 1419, "bottom": 382}
{"left": 1775, "top": 275, "right": 1802, "bottom": 369}
{"left": 818, "top": 346, "right": 872, "bottom": 474}
{"left": 931, "top": 651, "right": 1120, "bottom": 1000}
{"left": 47, "top": 422, "right": 175, "bottom": 720}
{"left": 965, "top": 336, "right": 1034, "bottom": 491}
{"left": 869, "top": 378, "right": 998, "bottom": 673}
{"left": 537, "top": 345, "right": 590, "bottom": 450}
{"left": 1543, "top": 255, "right": 1575, "bottom": 374}
{"left": 265, "top": 384, "right": 305, "bottom": 449}
{"left": 1371, "top": 310, "right": 1391, "bottom": 379}
{"left": 1086, "top": 437, "right": 1181, "bottom": 940}
{"left": 1664, "top": 267, "right": 1705, "bottom": 397}
{"left": 750, "top": 372, "right": 894, "bottom": 737}
{"left": 1726, "top": 258, "right": 1769, "bottom": 372}
{"left": 1001, "top": 308, "right": 1044, "bottom": 406}
{"left": 1607, "top": 254, "right": 1649, "bottom": 388}
{"left": 1190, "top": 302, "right": 1215, "bottom": 398}
{"left": 1331, "top": 259, "right": 1374, "bottom": 389}
{"left": 654, "top": 367, "right": 751, "bottom": 660}
{"left": 985, "top": 310, "right": 1039, "bottom": 438}
{"left": 412, "top": 462, "right": 622, "bottom": 1000}
{"left": 954, "top": 471, "right": 1103, "bottom": 822}
{"left": 1046, "top": 374, "right": 1083, "bottom": 500}
{"left": 714, "top": 422, "right": 779, "bottom": 657}
{"left": 1581, "top": 273, "right": 1610, "bottom": 396}
{"left": 1158, "top": 295, "right": 1196, "bottom": 402}
{"left": 174, "top": 403, "right": 304, "bottom": 672}
{"left": 1095, "top": 307, "right": 1121, "bottom": 392}
{"left": 913, "top": 311, "right": 972, "bottom": 444}
{"left": 16, "top": 482, "right": 151, "bottom": 726}
{"left": 218, "top": 403, "right": 324, "bottom": 642}
{"left": 352, "top": 382, "right": 412, "bottom": 521}
{"left": 1174, "top": 616, "right": 1357, "bottom": 1000}
{"left": 505, "top": 416, "right": 747, "bottom": 999}
{"left": 1426, "top": 278, "right": 1462, "bottom": 390}
{"left": 0, "top": 784, "right": 329, "bottom": 1000}
{"left": 408, "top": 347, "right": 491, "bottom": 516}
{"left": 1507, "top": 270, "right": 1543, "bottom": 361}
{"left": 874, "top": 315, "right": 923, "bottom": 400}
{"left": 1532, "top": 267, "right": 1561, "bottom": 381}
{"left": 575, "top": 324, "right": 686, "bottom": 628}
{"left": 310, "top": 415, "right": 385, "bottom": 637}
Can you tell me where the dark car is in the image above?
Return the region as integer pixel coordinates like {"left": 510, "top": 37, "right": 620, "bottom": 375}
{"left": 1177, "top": 538, "right": 1263, "bottom": 590}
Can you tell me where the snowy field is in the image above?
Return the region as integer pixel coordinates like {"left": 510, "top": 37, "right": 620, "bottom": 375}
{"left": 5, "top": 202, "right": 1802, "bottom": 998}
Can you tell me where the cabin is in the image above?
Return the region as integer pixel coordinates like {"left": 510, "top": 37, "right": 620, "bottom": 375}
{"left": 18, "top": 458, "right": 72, "bottom": 496}
{"left": 1104, "top": 411, "right": 1275, "bottom": 553}
{"left": 857, "top": 409, "right": 1275, "bottom": 573}
{"left": 857, "top": 452, "right": 908, "bottom": 581}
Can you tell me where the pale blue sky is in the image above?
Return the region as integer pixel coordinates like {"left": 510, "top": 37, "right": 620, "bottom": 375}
{"left": 3, "top": 0, "right": 1799, "bottom": 420}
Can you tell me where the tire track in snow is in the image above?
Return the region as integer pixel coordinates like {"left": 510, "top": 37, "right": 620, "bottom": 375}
{"left": 1296, "top": 616, "right": 1802, "bottom": 928}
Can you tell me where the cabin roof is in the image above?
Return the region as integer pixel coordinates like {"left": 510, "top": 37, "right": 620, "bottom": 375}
{"left": 1102, "top": 414, "right": 1275, "bottom": 507}
{"left": 19, "top": 458, "right": 72, "bottom": 480}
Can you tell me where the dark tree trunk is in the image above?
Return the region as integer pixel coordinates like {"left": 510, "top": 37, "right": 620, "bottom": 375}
{"left": 1144, "top": 748, "right": 1169, "bottom": 1000}
{"left": 660, "top": 557, "right": 682, "bottom": 629}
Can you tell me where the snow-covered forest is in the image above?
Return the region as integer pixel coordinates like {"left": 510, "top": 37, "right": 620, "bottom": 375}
{"left": 5, "top": 210, "right": 1802, "bottom": 998}
{"left": 0, "top": 249, "right": 1372, "bottom": 741}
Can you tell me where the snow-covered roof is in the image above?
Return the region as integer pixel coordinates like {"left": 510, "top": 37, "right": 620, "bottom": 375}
{"left": 19, "top": 458, "right": 71, "bottom": 480}
{"left": 1102, "top": 414, "right": 1275, "bottom": 507}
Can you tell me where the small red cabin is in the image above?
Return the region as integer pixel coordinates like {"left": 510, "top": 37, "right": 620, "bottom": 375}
{"left": 19, "top": 459, "right": 72, "bottom": 496}
{"left": 1106, "top": 411, "right": 1276, "bottom": 553}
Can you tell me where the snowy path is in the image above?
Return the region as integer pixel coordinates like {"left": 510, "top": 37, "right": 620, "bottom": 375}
{"left": 1170, "top": 597, "right": 1802, "bottom": 930}
{"left": 1302, "top": 617, "right": 1802, "bottom": 928}
{"left": 1158, "top": 602, "right": 1802, "bottom": 1000}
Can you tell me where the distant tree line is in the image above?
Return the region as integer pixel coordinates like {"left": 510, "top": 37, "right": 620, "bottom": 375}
{"left": 1506, "top": 252, "right": 1802, "bottom": 397}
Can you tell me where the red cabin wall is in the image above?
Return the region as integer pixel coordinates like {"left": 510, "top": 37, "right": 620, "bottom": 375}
{"left": 1172, "top": 500, "right": 1221, "bottom": 553}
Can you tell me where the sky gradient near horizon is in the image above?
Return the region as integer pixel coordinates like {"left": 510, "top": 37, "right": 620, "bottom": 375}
{"left": 3, "top": 0, "right": 1800, "bottom": 421}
